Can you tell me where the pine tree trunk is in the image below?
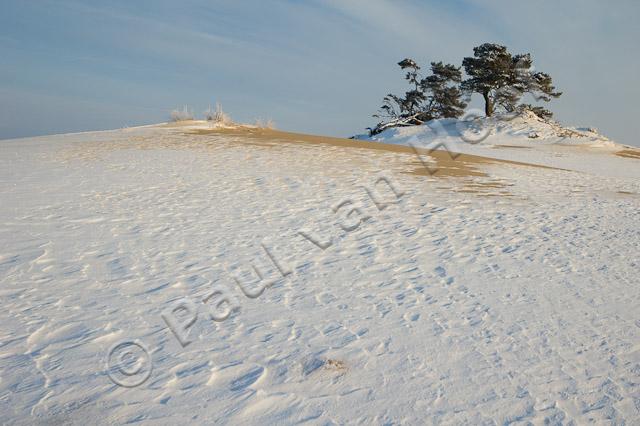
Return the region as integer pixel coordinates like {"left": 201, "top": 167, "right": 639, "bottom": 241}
{"left": 483, "top": 91, "right": 493, "bottom": 117}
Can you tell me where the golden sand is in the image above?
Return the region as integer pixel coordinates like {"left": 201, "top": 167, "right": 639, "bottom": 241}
{"left": 616, "top": 149, "right": 640, "bottom": 160}
{"left": 188, "top": 126, "right": 558, "bottom": 179}
{"left": 492, "top": 145, "right": 532, "bottom": 150}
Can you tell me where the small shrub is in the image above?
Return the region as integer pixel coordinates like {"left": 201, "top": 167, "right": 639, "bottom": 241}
{"left": 254, "top": 118, "right": 275, "bottom": 129}
{"left": 205, "top": 103, "right": 233, "bottom": 125}
{"left": 170, "top": 105, "right": 194, "bottom": 122}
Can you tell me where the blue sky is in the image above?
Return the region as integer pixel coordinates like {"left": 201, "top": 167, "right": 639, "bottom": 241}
{"left": 1, "top": 0, "right": 638, "bottom": 146}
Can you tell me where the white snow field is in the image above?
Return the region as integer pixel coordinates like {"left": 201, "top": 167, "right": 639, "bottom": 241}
{"left": 1, "top": 117, "right": 639, "bottom": 424}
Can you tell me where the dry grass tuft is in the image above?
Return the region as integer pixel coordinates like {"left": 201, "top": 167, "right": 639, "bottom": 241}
{"left": 254, "top": 118, "right": 276, "bottom": 129}
{"left": 170, "top": 105, "right": 194, "bottom": 122}
{"left": 325, "top": 359, "right": 347, "bottom": 372}
{"left": 204, "top": 103, "right": 233, "bottom": 125}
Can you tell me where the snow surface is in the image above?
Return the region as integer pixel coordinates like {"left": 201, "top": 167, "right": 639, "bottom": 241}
{"left": 361, "top": 111, "right": 628, "bottom": 166}
{"left": 1, "top": 119, "right": 639, "bottom": 424}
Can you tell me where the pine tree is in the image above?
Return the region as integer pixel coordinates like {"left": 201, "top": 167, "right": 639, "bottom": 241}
{"left": 422, "top": 62, "right": 467, "bottom": 119}
{"left": 462, "top": 43, "right": 561, "bottom": 117}
{"left": 370, "top": 59, "right": 467, "bottom": 135}
{"left": 378, "top": 59, "right": 429, "bottom": 122}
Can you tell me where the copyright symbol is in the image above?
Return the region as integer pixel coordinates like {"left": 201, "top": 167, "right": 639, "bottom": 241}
{"left": 105, "top": 340, "right": 153, "bottom": 388}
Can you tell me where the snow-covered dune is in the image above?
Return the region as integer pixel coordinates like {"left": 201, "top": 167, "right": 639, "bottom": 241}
{"left": 1, "top": 122, "right": 639, "bottom": 424}
{"left": 359, "top": 111, "right": 638, "bottom": 179}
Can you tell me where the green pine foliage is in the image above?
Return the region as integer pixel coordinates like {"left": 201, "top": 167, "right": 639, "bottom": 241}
{"left": 462, "top": 43, "right": 561, "bottom": 117}
{"left": 370, "top": 59, "right": 467, "bottom": 135}
{"left": 369, "top": 43, "right": 562, "bottom": 135}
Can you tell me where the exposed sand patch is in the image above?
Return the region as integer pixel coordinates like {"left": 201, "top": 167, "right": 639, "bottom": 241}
{"left": 616, "top": 149, "right": 640, "bottom": 160}
{"left": 158, "top": 120, "right": 206, "bottom": 128}
{"left": 445, "top": 179, "right": 514, "bottom": 197}
{"left": 188, "top": 126, "right": 557, "bottom": 180}
{"left": 54, "top": 124, "right": 567, "bottom": 199}
{"left": 492, "top": 145, "right": 532, "bottom": 150}
{"left": 615, "top": 190, "right": 640, "bottom": 198}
